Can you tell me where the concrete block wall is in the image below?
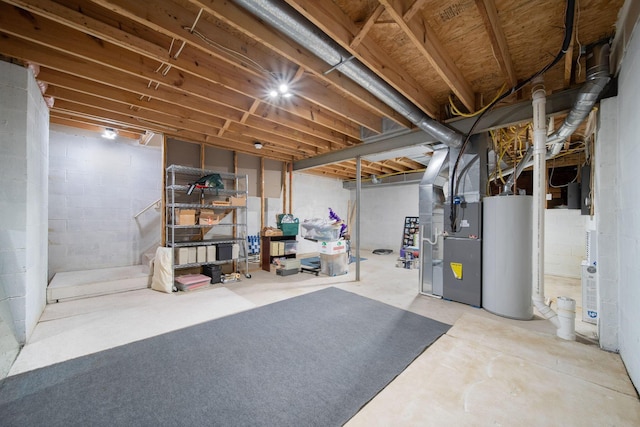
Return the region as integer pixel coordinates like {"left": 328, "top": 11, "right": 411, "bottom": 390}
{"left": 0, "top": 61, "right": 48, "bottom": 344}
{"left": 613, "top": 15, "right": 640, "bottom": 390}
{"left": 596, "top": 97, "right": 619, "bottom": 353}
{"left": 353, "top": 181, "right": 589, "bottom": 275}
{"left": 48, "top": 126, "right": 162, "bottom": 278}
{"left": 356, "top": 183, "right": 419, "bottom": 252}
{"left": 544, "top": 209, "right": 587, "bottom": 278}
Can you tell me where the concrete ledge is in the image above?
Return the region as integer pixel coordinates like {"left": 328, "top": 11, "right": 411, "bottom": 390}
{"left": 47, "top": 266, "right": 149, "bottom": 303}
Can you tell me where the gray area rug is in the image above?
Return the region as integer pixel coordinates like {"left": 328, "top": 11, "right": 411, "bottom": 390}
{"left": 0, "top": 287, "right": 450, "bottom": 426}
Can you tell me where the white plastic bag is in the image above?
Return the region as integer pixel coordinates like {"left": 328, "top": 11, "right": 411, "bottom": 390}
{"left": 151, "top": 247, "right": 174, "bottom": 293}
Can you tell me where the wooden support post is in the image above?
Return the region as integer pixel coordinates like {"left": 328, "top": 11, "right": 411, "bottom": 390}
{"left": 282, "top": 162, "right": 287, "bottom": 214}
{"left": 288, "top": 162, "right": 293, "bottom": 214}
{"left": 161, "top": 134, "right": 167, "bottom": 247}
{"left": 260, "top": 157, "right": 265, "bottom": 232}
{"left": 233, "top": 151, "right": 238, "bottom": 272}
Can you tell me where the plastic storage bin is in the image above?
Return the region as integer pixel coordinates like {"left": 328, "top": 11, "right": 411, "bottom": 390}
{"left": 202, "top": 264, "right": 222, "bottom": 284}
{"left": 284, "top": 240, "right": 297, "bottom": 255}
{"left": 277, "top": 214, "right": 299, "bottom": 236}
{"left": 216, "top": 243, "right": 233, "bottom": 261}
{"left": 320, "top": 253, "right": 348, "bottom": 276}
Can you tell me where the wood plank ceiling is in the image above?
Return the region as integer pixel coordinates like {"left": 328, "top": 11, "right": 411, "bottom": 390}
{"left": 0, "top": 0, "right": 623, "bottom": 180}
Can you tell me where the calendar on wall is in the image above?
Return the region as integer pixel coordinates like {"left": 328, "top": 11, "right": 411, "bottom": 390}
{"left": 401, "top": 216, "right": 419, "bottom": 250}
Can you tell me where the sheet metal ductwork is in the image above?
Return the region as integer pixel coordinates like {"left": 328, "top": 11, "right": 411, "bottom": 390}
{"left": 232, "top": 0, "right": 465, "bottom": 148}
{"left": 547, "top": 43, "right": 611, "bottom": 155}
{"left": 503, "top": 42, "right": 611, "bottom": 189}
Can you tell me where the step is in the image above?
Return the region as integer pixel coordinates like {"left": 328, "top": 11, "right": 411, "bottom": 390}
{"left": 47, "top": 265, "right": 150, "bottom": 303}
{"left": 141, "top": 251, "right": 156, "bottom": 274}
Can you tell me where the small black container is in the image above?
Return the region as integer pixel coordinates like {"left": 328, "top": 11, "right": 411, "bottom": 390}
{"left": 202, "top": 264, "right": 222, "bottom": 284}
{"left": 216, "top": 243, "right": 233, "bottom": 261}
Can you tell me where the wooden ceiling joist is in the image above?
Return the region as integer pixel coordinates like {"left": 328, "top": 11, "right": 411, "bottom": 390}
{"left": 284, "top": 0, "right": 440, "bottom": 117}
{"left": 84, "top": 0, "right": 383, "bottom": 134}
{"left": 0, "top": 0, "right": 368, "bottom": 142}
{"left": 0, "top": 0, "right": 622, "bottom": 181}
{"left": 186, "top": 0, "right": 412, "bottom": 128}
{"left": 379, "top": 0, "right": 476, "bottom": 111}
{"left": 474, "top": 0, "right": 518, "bottom": 87}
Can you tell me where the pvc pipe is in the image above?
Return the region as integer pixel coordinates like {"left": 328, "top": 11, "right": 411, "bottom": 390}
{"left": 530, "top": 76, "right": 575, "bottom": 340}
{"left": 556, "top": 296, "right": 577, "bottom": 341}
{"left": 531, "top": 76, "right": 547, "bottom": 303}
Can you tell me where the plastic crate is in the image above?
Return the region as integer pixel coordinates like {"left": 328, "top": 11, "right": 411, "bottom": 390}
{"left": 278, "top": 218, "right": 299, "bottom": 236}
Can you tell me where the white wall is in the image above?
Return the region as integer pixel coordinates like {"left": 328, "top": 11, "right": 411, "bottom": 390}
{"left": 596, "top": 97, "right": 619, "bottom": 352}
{"left": 544, "top": 209, "right": 586, "bottom": 278}
{"left": 0, "top": 61, "right": 48, "bottom": 344}
{"left": 356, "top": 183, "right": 419, "bottom": 251}
{"left": 292, "top": 172, "right": 351, "bottom": 254}
{"left": 612, "top": 13, "right": 640, "bottom": 389}
{"left": 48, "top": 126, "right": 162, "bottom": 277}
{"left": 353, "top": 183, "right": 589, "bottom": 274}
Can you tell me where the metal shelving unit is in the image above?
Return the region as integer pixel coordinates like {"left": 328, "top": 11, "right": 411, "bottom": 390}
{"left": 165, "top": 164, "right": 251, "bottom": 280}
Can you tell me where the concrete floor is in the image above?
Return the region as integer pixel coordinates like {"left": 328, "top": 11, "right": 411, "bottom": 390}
{"left": 5, "top": 250, "right": 640, "bottom": 425}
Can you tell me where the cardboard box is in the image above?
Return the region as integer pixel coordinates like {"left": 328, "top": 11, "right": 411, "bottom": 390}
{"left": 197, "top": 246, "right": 207, "bottom": 263}
{"left": 319, "top": 239, "right": 347, "bottom": 254}
{"left": 199, "top": 209, "right": 220, "bottom": 225}
{"left": 230, "top": 195, "right": 246, "bottom": 206}
{"left": 187, "top": 247, "right": 197, "bottom": 264}
{"left": 263, "top": 227, "right": 283, "bottom": 236}
{"left": 270, "top": 241, "right": 282, "bottom": 256}
{"left": 206, "top": 245, "right": 216, "bottom": 262}
{"left": 232, "top": 243, "right": 239, "bottom": 259}
{"left": 176, "top": 247, "right": 189, "bottom": 265}
{"left": 178, "top": 209, "right": 196, "bottom": 225}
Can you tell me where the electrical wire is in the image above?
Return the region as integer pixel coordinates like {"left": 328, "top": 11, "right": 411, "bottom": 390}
{"left": 548, "top": 157, "right": 580, "bottom": 188}
{"left": 448, "top": 0, "right": 576, "bottom": 232}
{"left": 448, "top": 83, "right": 507, "bottom": 118}
{"left": 187, "top": 27, "right": 277, "bottom": 78}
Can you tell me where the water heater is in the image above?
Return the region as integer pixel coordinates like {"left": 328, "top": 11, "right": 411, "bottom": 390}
{"left": 482, "top": 195, "right": 533, "bottom": 320}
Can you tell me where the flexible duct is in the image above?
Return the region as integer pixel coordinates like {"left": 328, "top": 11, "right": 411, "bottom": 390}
{"left": 232, "top": 0, "right": 465, "bottom": 148}
{"left": 498, "top": 42, "right": 611, "bottom": 185}
{"left": 502, "top": 146, "right": 533, "bottom": 194}
{"left": 548, "top": 43, "right": 611, "bottom": 155}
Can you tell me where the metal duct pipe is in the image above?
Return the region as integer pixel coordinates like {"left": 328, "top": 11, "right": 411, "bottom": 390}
{"left": 548, "top": 43, "right": 611, "bottom": 155}
{"left": 502, "top": 145, "right": 533, "bottom": 194}
{"left": 494, "top": 42, "right": 611, "bottom": 182}
{"left": 232, "top": 0, "right": 465, "bottom": 148}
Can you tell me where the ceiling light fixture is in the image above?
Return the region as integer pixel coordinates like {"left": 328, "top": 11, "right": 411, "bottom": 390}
{"left": 102, "top": 127, "right": 117, "bottom": 140}
{"left": 268, "top": 74, "right": 293, "bottom": 100}
{"left": 254, "top": 141, "right": 263, "bottom": 149}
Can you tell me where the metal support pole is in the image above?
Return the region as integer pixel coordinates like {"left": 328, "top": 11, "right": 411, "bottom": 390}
{"left": 355, "top": 156, "right": 361, "bottom": 281}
